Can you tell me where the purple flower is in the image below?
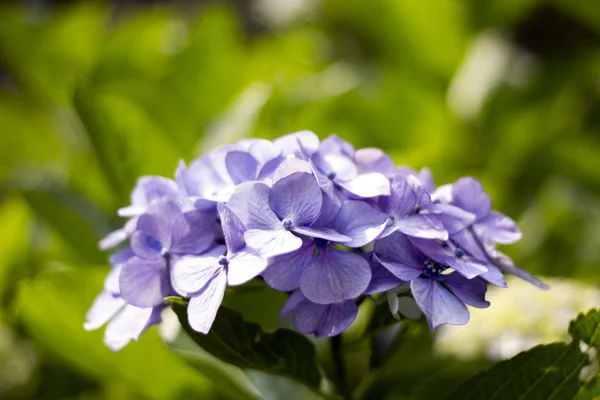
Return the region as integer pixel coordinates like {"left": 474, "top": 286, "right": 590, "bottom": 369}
{"left": 226, "top": 171, "right": 350, "bottom": 259}
{"left": 170, "top": 204, "right": 267, "bottom": 333}
{"left": 446, "top": 178, "right": 522, "bottom": 259}
{"left": 310, "top": 135, "right": 391, "bottom": 201}
{"left": 280, "top": 290, "right": 358, "bottom": 337}
{"left": 84, "top": 247, "right": 163, "bottom": 351}
{"left": 373, "top": 232, "right": 489, "bottom": 329}
{"left": 119, "top": 199, "right": 216, "bottom": 308}
{"left": 262, "top": 198, "right": 385, "bottom": 303}
{"left": 118, "top": 176, "right": 179, "bottom": 218}
{"left": 379, "top": 177, "right": 448, "bottom": 240}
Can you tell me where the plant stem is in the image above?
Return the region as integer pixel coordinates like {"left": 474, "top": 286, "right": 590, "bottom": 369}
{"left": 330, "top": 335, "right": 353, "bottom": 400}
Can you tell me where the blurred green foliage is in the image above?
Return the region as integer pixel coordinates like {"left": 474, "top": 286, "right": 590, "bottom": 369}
{"left": 1, "top": 0, "right": 600, "bottom": 399}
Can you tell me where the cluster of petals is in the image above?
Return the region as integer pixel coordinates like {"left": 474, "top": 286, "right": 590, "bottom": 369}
{"left": 85, "top": 131, "right": 546, "bottom": 350}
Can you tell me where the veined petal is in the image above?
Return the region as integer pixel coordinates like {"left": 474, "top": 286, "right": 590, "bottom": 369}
{"left": 227, "top": 250, "right": 268, "bottom": 286}
{"left": 334, "top": 200, "right": 388, "bottom": 247}
{"left": 226, "top": 151, "right": 259, "bottom": 184}
{"left": 373, "top": 232, "right": 423, "bottom": 266}
{"left": 451, "top": 229, "right": 488, "bottom": 261}
{"left": 274, "top": 130, "right": 320, "bottom": 157}
{"left": 218, "top": 203, "right": 246, "bottom": 254}
{"left": 381, "top": 177, "right": 416, "bottom": 216}
{"left": 170, "top": 210, "right": 216, "bottom": 255}
{"left": 373, "top": 254, "right": 423, "bottom": 281}
{"left": 476, "top": 211, "right": 522, "bottom": 244}
{"left": 299, "top": 247, "right": 371, "bottom": 304}
{"left": 394, "top": 214, "right": 448, "bottom": 240}
{"left": 130, "top": 232, "right": 163, "bottom": 260}
{"left": 187, "top": 271, "right": 227, "bottom": 333}
{"left": 310, "top": 159, "right": 341, "bottom": 206}
{"left": 355, "top": 148, "right": 394, "bottom": 175}
{"left": 436, "top": 203, "right": 476, "bottom": 234}
{"left": 244, "top": 229, "right": 302, "bottom": 258}
{"left": 84, "top": 291, "right": 125, "bottom": 331}
{"left": 443, "top": 273, "right": 490, "bottom": 309}
{"left": 171, "top": 247, "right": 224, "bottom": 296}
{"left": 452, "top": 177, "right": 491, "bottom": 219}
{"left": 364, "top": 260, "right": 404, "bottom": 294}
{"left": 410, "top": 278, "right": 469, "bottom": 330}
{"left": 249, "top": 139, "right": 281, "bottom": 165}
{"left": 293, "top": 300, "right": 358, "bottom": 338}
{"left": 338, "top": 173, "right": 390, "bottom": 198}
{"left": 226, "top": 181, "right": 280, "bottom": 229}
{"left": 479, "top": 264, "right": 508, "bottom": 288}
{"left": 104, "top": 305, "right": 158, "bottom": 351}
{"left": 119, "top": 257, "right": 169, "bottom": 308}
{"left": 263, "top": 240, "right": 314, "bottom": 292}
{"left": 269, "top": 172, "right": 322, "bottom": 226}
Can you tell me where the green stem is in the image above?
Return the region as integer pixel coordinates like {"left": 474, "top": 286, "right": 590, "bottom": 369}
{"left": 330, "top": 334, "right": 353, "bottom": 400}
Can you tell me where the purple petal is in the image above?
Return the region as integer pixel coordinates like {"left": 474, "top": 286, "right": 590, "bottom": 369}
{"left": 249, "top": 139, "right": 281, "bottom": 165}
{"left": 452, "top": 177, "right": 491, "bottom": 219}
{"left": 338, "top": 173, "right": 390, "bottom": 198}
{"left": 293, "top": 299, "right": 358, "bottom": 337}
{"left": 312, "top": 194, "right": 341, "bottom": 227}
{"left": 170, "top": 247, "right": 224, "bottom": 296}
{"left": 99, "top": 228, "right": 128, "bottom": 250}
{"left": 274, "top": 130, "right": 320, "bottom": 157}
{"left": 244, "top": 229, "right": 302, "bottom": 258}
{"left": 319, "top": 134, "right": 355, "bottom": 158}
{"left": 491, "top": 250, "right": 548, "bottom": 289}
{"left": 280, "top": 289, "right": 307, "bottom": 316}
{"left": 409, "top": 237, "right": 488, "bottom": 279}
{"left": 226, "top": 182, "right": 280, "bottom": 229}
{"left": 374, "top": 232, "right": 424, "bottom": 268}
{"left": 291, "top": 226, "right": 351, "bottom": 242}
{"left": 479, "top": 264, "right": 508, "bottom": 288}
{"left": 365, "top": 259, "right": 404, "bottom": 295}
{"left": 310, "top": 159, "right": 341, "bottom": 206}
{"left": 257, "top": 156, "right": 285, "bottom": 181}
{"left": 451, "top": 229, "right": 488, "bottom": 261}
{"left": 269, "top": 172, "right": 322, "bottom": 226}
{"left": 130, "top": 231, "right": 164, "bottom": 260}
{"left": 394, "top": 214, "right": 447, "bottom": 240}
{"left": 119, "top": 257, "right": 169, "bottom": 308}
{"left": 170, "top": 210, "right": 216, "bottom": 255}
{"left": 271, "top": 158, "right": 312, "bottom": 183}
{"left": 187, "top": 271, "right": 227, "bottom": 333}
{"left": 300, "top": 246, "right": 371, "bottom": 304}
{"left": 263, "top": 240, "right": 314, "bottom": 291}
{"left": 227, "top": 250, "right": 268, "bottom": 286}
{"left": 436, "top": 203, "right": 477, "bottom": 234}
{"left": 355, "top": 148, "right": 395, "bottom": 175}
{"left": 104, "top": 305, "right": 158, "bottom": 351}
{"left": 314, "top": 152, "right": 357, "bottom": 182}
{"left": 226, "top": 151, "right": 259, "bottom": 184}
{"left": 334, "top": 200, "right": 389, "bottom": 247}
{"left": 120, "top": 176, "right": 178, "bottom": 217}
{"left": 108, "top": 246, "right": 134, "bottom": 266}
{"left": 136, "top": 199, "right": 181, "bottom": 247}
{"left": 84, "top": 291, "right": 125, "bottom": 331}
{"left": 410, "top": 278, "right": 470, "bottom": 330}
{"left": 218, "top": 203, "right": 246, "bottom": 254}
{"left": 373, "top": 254, "right": 423, "bottom": 281}
{"left": 476, "top": 211, "right": 522, "bottom": 244}
{"left": 381, "top": 177, "right": 417, "bottom": 216}
{"left": 443, "top": 273, "right": 490, "bottom": 308}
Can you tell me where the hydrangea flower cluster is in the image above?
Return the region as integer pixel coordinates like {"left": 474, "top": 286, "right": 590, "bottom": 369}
{"left": 84, "top": 131, "right": 547, "bottom": 350}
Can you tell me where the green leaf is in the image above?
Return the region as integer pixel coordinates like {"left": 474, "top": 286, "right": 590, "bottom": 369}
{"left": 170, "top": 298, "right": 323, "bottom": 392}
{"left": 447, "top": 342, "right": 587, "bottom": 400}
{"left": 570, "top": 309, "right": 600, "bottom": 348}
{"left": 20, "top": 185, "right": 109, "bottom": 264}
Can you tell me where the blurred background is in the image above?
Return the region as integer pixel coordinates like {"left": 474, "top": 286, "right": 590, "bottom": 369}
{"left": 1, "top": 0, "right": 600, "bottom": 399}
